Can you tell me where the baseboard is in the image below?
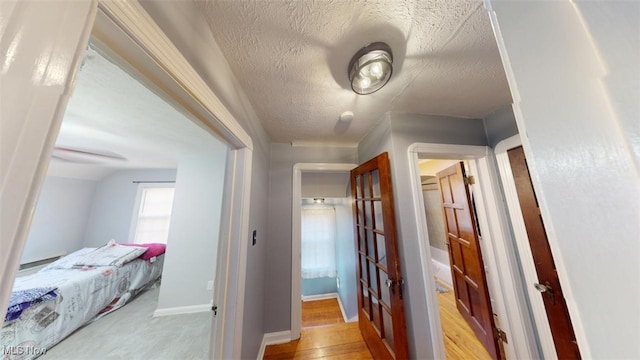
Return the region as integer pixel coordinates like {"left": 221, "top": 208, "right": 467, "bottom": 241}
{"left": 153, "top": 303, "right": 211, "bottom": 317}
{"left": 301, "top": 292, "right": 338, "bottom": 301}
{"left": 336, "top": 294, "right": 349, "bottom": 323}
{"left": 257, "top": 330, "right": 292, "bottom": 360}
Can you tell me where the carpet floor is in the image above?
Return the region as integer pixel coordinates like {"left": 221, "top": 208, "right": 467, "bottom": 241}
{"left": 40, "top": 287, "right": 212, "bottom": 360}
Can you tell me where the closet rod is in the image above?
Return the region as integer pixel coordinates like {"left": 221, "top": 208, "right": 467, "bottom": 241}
{"left": 132, "top": 181, "right": 176, "bottom": 184}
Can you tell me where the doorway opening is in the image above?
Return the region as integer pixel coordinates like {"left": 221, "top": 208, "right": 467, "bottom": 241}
{"left": 300, "top": 197, "right": 354, "bottom": 327}
{"left": 4, "top": 34, "right": 227, "bottom": 359}
{"left": 291, "top": 164, "right": 357, "bottom": 340}
{"left": 419, "top": 159, "right": 493, "bottom": 359}
{"left": 1, "top": 3, "right": 253, "bottom": 360}
{"left": 408, "top": 143, "right": 540, "bottom": 360}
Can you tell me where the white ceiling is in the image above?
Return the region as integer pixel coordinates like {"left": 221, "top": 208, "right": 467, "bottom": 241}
{"left": 199, "top": 0, "right": 511, "bottom": 145}
{"left": 50, "top": 47, "right": 223, "bottom": 180}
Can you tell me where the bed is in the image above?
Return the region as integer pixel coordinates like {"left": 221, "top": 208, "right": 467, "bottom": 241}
{"left": 1, "top": 243, "right": 165, "bottom": 359}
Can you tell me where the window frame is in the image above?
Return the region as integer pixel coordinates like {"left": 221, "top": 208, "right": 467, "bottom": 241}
{"left": 128, "top": 183, "right": 176, "bottom": 244}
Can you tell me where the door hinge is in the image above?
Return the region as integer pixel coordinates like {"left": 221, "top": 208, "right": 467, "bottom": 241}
{"left": 464, "top": 176, "right": 475, "bottom": 185}
{"left": 212, "top": 305, "right": 218, "bottom": 316}
{"left": 494, "top": 327, "right": 508, "bottom": 343}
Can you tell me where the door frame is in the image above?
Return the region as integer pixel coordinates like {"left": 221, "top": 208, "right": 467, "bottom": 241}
{"left": 494, "top": 135, "right": 557, "bottom": 359}
{"left": 0, "top": 2, "right": 253, "bottom": 359}
{"left": 291, "top": 163, "right": 357, "bottom": 340}
{"left": 407, "top": 143, "right": 540, "bottom": 360}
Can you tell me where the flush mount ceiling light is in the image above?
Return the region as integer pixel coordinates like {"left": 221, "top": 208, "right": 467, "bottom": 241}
{"left": 348, "top": 42, "right": 393, "bottom": 95}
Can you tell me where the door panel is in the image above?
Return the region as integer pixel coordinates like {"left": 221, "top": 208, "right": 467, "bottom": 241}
{"left": 437, "top": 162, "right": 501, "bottom": 359}
{"left": 351, "top": 152, "right": 408, "bottom": 360}
{"left": 507, "top": 146, "right": 581, "bottom": 359}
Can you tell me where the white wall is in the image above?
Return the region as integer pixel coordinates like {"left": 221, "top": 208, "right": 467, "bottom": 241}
{"left": 21, "top": 176, "right": 97, "bottom": 264}
{"left": 488, "top": 1, "right": 640, "bottom": 358}
{"left": 83, "top": 169, "right": 177, "bottom": 248}
{"left": 157, "top": 149, "right": 228, "bottom": 310}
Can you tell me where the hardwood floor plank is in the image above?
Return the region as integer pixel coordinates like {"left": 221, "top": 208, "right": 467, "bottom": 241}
{"left": 265, "top": 298, "right": 371, "bottom": 360}
{"left": 266, "top": 286, "right": 492, "bottom": 360}
{"left": 302, "top": 298, "right": 344, "bottom": 328}
{"left": 436, "top": 279, "right": 493, "bottom": 360}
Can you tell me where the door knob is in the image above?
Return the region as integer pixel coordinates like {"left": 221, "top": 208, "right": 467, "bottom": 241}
{"left": 534, "top": 282, "right": 555, "bottom": 305}
{"left": 386, "top": 278, "right": 396, "bottom": 295}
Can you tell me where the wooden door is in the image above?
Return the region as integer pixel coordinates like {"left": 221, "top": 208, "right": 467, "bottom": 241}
{"left": 351, "top": 152, "right": 408, "bottom": 359}
{"left": 507, "top": 146, "right": 581, "bottom": 359}
{"left": 436, "top": 162, "right": 501, "bottom": 359}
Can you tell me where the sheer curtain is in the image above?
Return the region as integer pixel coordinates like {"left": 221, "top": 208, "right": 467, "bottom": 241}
{"left": 301, "top": 206, "right": 337, "bottom": 279}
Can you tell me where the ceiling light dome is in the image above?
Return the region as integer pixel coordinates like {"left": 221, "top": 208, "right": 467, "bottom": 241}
{"left": 348, "top": 42, "right": 393, "bottom": 95}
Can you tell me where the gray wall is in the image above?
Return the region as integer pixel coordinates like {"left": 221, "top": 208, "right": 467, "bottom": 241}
{"left": 358, "top": 113, "right": 488, "bottom": 359}
{"left": 266, "top": 143, "right": 357, "bottom": 332}
{"left": 301, "top": 172, "right": 350, "bottom": 198}
{"left": 157, "top": 150, "right": 227, "bottom": 310}
{"left": 139, "top": 2, "right": 273, "bottom": 357}
{"left": 83, "top": 169, "right": 177, "bottom": 248}
{"left": 483, "top": 104, "right": 519, "bottom": 148}
{"left": 491, "top": 1, "right": 640, "bottom": 357}
{"left": 21, "top": 176, "right": 97, "bottom": 264}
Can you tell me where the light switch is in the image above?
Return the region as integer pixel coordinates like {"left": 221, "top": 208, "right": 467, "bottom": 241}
{"left": 252, "top": 230, "right": 257, "bottom": 246}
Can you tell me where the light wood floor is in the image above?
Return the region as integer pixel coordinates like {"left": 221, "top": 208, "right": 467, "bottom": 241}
{"left": 436, "top": 280, "right": 493, "bottom": 360}
{"left": 302, "top": 298, "right": 344, "bottom": 328}
{"left": 265, "top": 288, "right": 492, "bottom": 360}
{"left": 264, "top": 298, "right": 372, "bottom": 359}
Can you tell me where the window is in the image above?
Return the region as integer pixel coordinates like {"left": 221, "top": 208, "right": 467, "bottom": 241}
{"left": 301, "top": 206, "right": 336, "bottom": 279}
{"left": 130, "top": 185, "right": 175, "bottom": 244}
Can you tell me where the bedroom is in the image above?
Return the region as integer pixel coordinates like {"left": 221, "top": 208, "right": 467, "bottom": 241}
{"left": 2, "top": 40, "right": 227, "bottom": 358}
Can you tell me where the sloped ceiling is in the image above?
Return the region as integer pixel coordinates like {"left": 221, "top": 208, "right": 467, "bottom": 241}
{"left": 199, "top": 0, "right": 511, "bottom": 145}
{"left": 49, "top": 47, "right": 222, "bottom": 180}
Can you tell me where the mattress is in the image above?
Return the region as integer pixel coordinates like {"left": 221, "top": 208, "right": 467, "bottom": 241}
{"left": 1, "top": 254, "right": 164, "bottom": 359}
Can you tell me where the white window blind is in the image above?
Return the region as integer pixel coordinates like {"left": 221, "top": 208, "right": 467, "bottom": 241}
{"left": 301, "top": 206, "right": 337, "bottom": 279}
{"left": 132, "top": 186, "right": 175, "bottom": 244}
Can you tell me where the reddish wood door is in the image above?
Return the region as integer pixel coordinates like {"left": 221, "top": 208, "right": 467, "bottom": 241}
{"left": 351, "top": 153, "right": 408, "bottom": 359}
{"left": 436, "top": 162, "right": 501, "bottom": 359}
{"left": 508, "top": 146, "right": 581, "bottom": 359}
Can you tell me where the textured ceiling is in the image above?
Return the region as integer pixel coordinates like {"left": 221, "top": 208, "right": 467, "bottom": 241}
{"left": 199, "top": 0, "right": 511, "bottom": 145}
{"left": 51, "top": 47, "right": 222, "bottom": 179}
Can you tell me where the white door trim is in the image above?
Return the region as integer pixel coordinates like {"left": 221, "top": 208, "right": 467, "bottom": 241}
{"left": 494, "top": 135, "right": 557, "bottom": 360}
{"left": 0, "top": 2, "right": 253, "bottom": 359}
{"left": 291, "top": 163, "right": 357, "bottom": 340}
{"left": 407, "top": 142, "right": 540, "bottom": 360}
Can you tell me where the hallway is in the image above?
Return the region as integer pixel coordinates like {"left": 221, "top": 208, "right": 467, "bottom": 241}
{"left": 263, "top": 298, "right": 372, "bottom": 359}
{"left": 263, "top": 290, "right": 493, "bottom": 359}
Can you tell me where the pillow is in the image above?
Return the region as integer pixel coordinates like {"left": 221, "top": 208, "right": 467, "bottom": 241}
{"left": 122, "top": 243, "right": 166, "bottom": 260}
{"left": 41, "top": 248, "right": 97, "bottom": 271}
{"left": 73, "top": 242, "right": 147, "bottom": 267}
